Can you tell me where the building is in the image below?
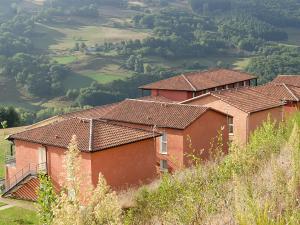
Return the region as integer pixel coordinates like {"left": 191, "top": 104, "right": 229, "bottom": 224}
{"left": 272, "top": 75, "right": 300, "bottom": 87}
{"left": 182, "top": 88, "right": 285, "bottom": 144}
{"left": 254, "top": 82, "right": 300, "bottom": 115}
{"left": 4, "top": 118, "right": 161, "bottom": 201}
{"left": 3, "top": 100, "right": 230, "bottom": 201}
{"left": 140, "top": 69, "right": 257, "bottom": 101}
{"left": 101, "top": 99, "right": 230, "bottom": 170}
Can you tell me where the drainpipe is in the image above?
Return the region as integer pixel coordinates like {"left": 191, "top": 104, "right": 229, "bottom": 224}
{"left": 246, "top": 113, "right": 250, "bottom": 143}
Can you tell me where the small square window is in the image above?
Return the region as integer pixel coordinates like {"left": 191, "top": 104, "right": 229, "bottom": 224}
{"left": 160, "top": 160, "right": 168, "bottom": 172}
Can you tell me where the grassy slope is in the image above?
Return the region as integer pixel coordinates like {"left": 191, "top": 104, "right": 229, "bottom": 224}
{"left": 0, "top": 207, "right": 38, "bottom": 225}
{"left": 0, "top": 127, "right": 26, "bottom": 179}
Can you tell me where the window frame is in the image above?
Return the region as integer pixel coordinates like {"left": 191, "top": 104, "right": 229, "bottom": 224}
{"left": 160, "top": 159, "right": 168, "bottom": 172}
{"left": 228, "top": 117, "right": 234, "bottom": 135}
{"left": 159, "top": 132, "right": 168, "bottom": 155}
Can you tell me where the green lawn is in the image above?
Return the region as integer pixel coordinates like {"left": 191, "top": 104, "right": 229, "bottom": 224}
{"left": 0, "top": 202, "right": 7, "bottom": 207}
{"left": 0, "top": 207, "right": 38, "bottom": 225}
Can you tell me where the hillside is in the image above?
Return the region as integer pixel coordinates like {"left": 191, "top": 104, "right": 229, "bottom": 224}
{"left": 0, "top": 0, "right": 300, "bottom": 123}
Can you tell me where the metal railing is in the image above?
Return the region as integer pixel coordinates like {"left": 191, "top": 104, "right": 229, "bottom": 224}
{"left": 4, "top": 162, "right": 47, "bottom": 193}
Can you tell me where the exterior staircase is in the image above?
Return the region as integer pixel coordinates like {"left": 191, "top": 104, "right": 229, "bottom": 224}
{"left": 2, "top": 163, "right": 47, "bottom": 201}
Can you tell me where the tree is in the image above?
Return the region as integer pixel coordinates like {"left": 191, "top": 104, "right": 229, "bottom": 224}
{"left": 50, "top": 135, "right": 122, "bottom": 224}
{"left": 37, "top": 174, "right": 57, "bottom": 225}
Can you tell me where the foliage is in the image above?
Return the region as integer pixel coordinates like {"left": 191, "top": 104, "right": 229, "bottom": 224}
{"left": 37, "top": 174, "right": 57, "bottom": 225}
{"left": 50, "top": 135, "right": 122, "bottom": 224}
{"left": 246, "top": 46, "right": 300, "bottom": 83}
{"left": 0, "top": 106, "right": 20, "bottom": 128}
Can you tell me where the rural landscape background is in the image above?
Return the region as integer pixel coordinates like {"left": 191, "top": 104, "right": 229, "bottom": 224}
{"left": 0, "top": 0, "right": 300, "bottom": 125}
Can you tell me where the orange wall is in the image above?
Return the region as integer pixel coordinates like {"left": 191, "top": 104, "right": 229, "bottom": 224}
{"left": 155, "top": 128, "right": 184, "bottom": 171}
{"left": 185, "top": 95, "right": 283, "bottom": 144}
{"left": 7, "top": 140, "right": 92, "bottom": 192}
{"left": 151, "top": 89, "right": 193, "bottom": 101}
{"left": 283, "top": 102, "right": 300, "bottom": 116}
{"left": 90, "top": 138, "right": 158, "bottom": 190}
{"left": 8, "top": 138, "right": 158, "bottom": 192}
{"left": 183, "top": 110, "right": 229, "bottom": 165}
{"left": 248, "top": 107, "right": 283, "bottom": 135}
{"left": 186, "top": 95, "right": 248, "bottom": 144}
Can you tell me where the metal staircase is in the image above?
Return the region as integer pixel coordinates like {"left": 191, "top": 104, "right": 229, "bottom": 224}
{"left": 2, "top": 163, "right": 47, "bottom": 200}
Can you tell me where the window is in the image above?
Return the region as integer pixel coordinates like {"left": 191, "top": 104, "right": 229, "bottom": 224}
{"left": 228, "top": 117, "right": 234, "bottom": 135}
{"left": 160, "top": 160, "right": 168, "bottom": 172}
{"left": 160, "top": 132, "right": 167, "bottom": 154}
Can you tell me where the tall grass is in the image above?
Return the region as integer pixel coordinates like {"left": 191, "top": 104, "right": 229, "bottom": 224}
{"left": 125, "top": 113, "right": 300, "bottom": 225}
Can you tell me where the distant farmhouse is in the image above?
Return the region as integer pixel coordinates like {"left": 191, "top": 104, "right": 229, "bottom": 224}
{"left": 3, "top": 69, "right": 300, "bottom": 201}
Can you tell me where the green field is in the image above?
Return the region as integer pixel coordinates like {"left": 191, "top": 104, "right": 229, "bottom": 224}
{"left": 0, "top": 202, "right": 6, "bottom": 207}
{"left": 0, "top": 207, "right": 38, "bottom": 225}
{"left": 52, "top": 55, "right": 79, "bottom": 64}
{"left": 284, "top": 28, "right": 300, "bottom": 46}
{"left": 0, "top": 127, "right": 26, "bottom": 179}
{"left": 33, "top": 22, "right": 149, "bottom": 51}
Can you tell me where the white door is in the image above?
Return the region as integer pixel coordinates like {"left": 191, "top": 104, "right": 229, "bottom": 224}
{"left": 38, "top": 147, "right": 47, "bottom": 172}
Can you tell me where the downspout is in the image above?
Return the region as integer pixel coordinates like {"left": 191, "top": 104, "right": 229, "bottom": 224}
{"left": 246, "top": 113, "right": 250, "bottom": 143}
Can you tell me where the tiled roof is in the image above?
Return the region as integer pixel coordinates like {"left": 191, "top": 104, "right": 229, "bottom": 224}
{"left": 102, "top": 99, "right": 210, "bottom": 129}
{"left": 182, "top": 87, "right": 284, "bottom": 113}
{"left": 62, "top": 103, "right": 119, "bottom": 119}
{"left": 273, "top": 75, "right": 300, "bottom": 88}
{"left": 9, "top": 118, "right": 160, "bottom": 152}
{"left": 137, "top": 95, "right": 178, "bottom": 103}
{"left": 253, "top": 83, "right": 300, "bottom": 102}
{"left": 140, "top": 69, "right": 256, "bottom": 91}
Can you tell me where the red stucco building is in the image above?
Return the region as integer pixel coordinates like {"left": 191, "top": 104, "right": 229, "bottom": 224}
{"left": 4, "top": 100, "right": 229, "bottom": 201}
{"left": 140, "top": 69, "right": 257, "bottom": 101}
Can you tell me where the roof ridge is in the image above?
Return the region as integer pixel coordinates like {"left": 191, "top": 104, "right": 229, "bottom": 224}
{"left": 93, "top": 119, "right": 161, "bottom": 135}
{"left": 126, "top": 98, "right": 207, "bottom": 108}
{"left": 88, "top": 119, "right": 94, "bottom": 151}
{"left": 181, "top": 74, "right": 197, "bottom": 91}
{"left": 282, "top": 83, "right": 299, "bottom": 101}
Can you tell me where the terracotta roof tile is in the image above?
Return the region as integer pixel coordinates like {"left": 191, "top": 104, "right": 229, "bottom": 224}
{"left": 102, "top": 99, "right": 209, "bottom": 129}
{"left": 137, "top": 95, "right": 178, "bottom": 103}
{"left": 9, "top": 118, "right": 160, "bottom": 152}
{"left": 62, "top": 103, "right": 119, "bottom": 119}
{"left": 253, "top": 83, "right": 300, "bottom": 102}
{"left": 140, "top": 69, "right": 256, "bottom": 91}
{"left": 183, "top": 87, "right": 284, "bottom": 113}
{"left": 273, "top": 75, "right": 300, "bottom": 88}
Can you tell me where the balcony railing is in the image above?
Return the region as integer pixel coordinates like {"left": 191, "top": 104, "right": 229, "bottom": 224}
{"left": 4, "top": 162, "right": 47, "bottom": 193}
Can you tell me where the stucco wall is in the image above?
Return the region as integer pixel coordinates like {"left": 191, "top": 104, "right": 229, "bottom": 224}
{"left": 185, "top": 95, "right": 248, "bottom": 144}
{"left": 284, "top": 102, "right": 300, "bottom": 117}
{"left": 90, "top": 138, "right": 158, "bottom": 190}
{"left": 155, "top": 128, "right": 184, "bottom": 172}
{"left": 248, "top": 107, "right": 283, "bottom": 135}
{"left": 185, "top": 96, "right": 284, "bottom": 144}
{"left": 183, "top": 110, "right": 229, "bottom": 165}
{"left": 151, "top": 89, "right": 193, "bottom": 101}
{"left": 7, "top": 140, "right": 92, "bottom": 192}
